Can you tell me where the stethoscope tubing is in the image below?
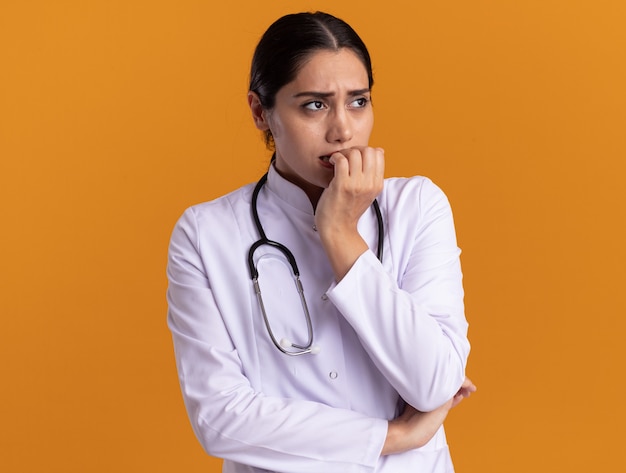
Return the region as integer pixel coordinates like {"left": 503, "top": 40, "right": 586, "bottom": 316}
{"left": 247, "top": 171, "right": 384, "bottom": 355}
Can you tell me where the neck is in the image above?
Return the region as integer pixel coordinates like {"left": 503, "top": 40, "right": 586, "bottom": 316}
{"left": 273, "top": 165, "right": 324, "bottom": 211}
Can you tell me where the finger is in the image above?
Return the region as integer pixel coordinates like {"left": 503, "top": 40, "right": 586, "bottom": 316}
{"left": 451, "top": 393, "right": 464, "bottom": 409}
{"left": 344, "top": 147, "right": 364, "bottom": 176}
{"left": 461, "top": 376, "right": 477, "bottom": 393}
{"left": 328, "top": 150, "right": 351, "bottom": 179}
{"left": 369, "top": 147, "right": 385, "bottom": 190}
{"left": 360, "top": 146, "right": 378, "bottom": 175}
{"left": 329, "top": 147, "right": 363, "bottom": 175}
{"left": 348, "top": 146, "right": 383, "bottom": 173}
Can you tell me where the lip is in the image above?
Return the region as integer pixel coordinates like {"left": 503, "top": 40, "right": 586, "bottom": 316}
{"left": 319, "top": 155, "right": 335, "bottom": 169}
{"left": 319, "top": 150, "right": 343, "bottom": 161}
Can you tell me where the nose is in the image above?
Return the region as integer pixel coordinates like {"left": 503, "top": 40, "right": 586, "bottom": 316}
{"left": 325, "top": 108, "right": 352, "bottom": 144}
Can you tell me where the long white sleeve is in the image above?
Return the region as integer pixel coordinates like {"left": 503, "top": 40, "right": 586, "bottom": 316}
{"left": 167, "top": 205, "right": 387, "bottom": 473}
{"left": 327, "top": 177, "right": 469, "bottom": 412}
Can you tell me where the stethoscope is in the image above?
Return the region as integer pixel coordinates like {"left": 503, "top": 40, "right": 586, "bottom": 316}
{"left": 247, "top": 172, "right": 384, "bottom": 356}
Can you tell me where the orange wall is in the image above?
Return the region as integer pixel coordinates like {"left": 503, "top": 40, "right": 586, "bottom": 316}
{"left": 1, "top": 1, "right": 625, "bottom": 471}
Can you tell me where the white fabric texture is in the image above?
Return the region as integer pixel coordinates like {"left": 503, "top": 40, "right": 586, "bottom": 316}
{"left": 167, "top": 164, "right": 470, "bottom": 473}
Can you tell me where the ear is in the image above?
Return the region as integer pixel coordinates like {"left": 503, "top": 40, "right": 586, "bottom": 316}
{"left": 248, "top": 92, "right": 270, "bottom": 131}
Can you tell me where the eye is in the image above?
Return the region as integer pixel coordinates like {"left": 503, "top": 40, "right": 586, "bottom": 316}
{"left": 303, "top": 101, "right": 325, "bottom": 111}
{"left": 350, "top": 97, "right": 369, "bottom": 108}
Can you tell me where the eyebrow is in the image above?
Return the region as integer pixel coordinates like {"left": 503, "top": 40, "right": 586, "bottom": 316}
{"left": 292, "top": 88, "right": 371, "bottom": 99}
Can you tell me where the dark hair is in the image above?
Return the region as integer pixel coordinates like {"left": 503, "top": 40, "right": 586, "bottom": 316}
{"left": 249, "top": 11, "right": 374, "bottom": 148}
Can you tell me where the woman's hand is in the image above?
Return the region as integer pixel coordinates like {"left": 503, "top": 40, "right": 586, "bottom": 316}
{"left": 451, "top": 376, "right": 477, "bottom": 408}
{"left": 382, "top": 401, "right": 452, "bottom": 455}
{"left": 382, "top": 377, "right": 477, "bottom": 455}
{"left": 314, "top": 146, "right": 385, "bottom": 281}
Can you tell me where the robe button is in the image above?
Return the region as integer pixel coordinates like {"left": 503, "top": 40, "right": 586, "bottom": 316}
{"left": 329, "top": 371, "right": 338, "bottom": 379}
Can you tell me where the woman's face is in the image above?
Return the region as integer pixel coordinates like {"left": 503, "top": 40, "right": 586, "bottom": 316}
{"left": 255, "top": 48, "right": 374, "bottom": 204}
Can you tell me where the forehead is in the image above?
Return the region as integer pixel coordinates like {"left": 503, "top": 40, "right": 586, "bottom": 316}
{"left": 288, "top": 48, "right": 369, "bottom": 91}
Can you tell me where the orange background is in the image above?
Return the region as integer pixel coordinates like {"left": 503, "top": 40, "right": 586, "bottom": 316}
{"left": 1, "top": 1, "right": 625, "bottom": 471}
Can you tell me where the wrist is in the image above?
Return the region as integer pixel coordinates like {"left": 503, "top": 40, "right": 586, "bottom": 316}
{"left": 317, "top": 223, "right": 360, "bottom": 252}
{"left": 381, "top": 420, "right": 406, "bottom": 456}
{"left": 318, "top": 229, "right": 367, "bottom": 282}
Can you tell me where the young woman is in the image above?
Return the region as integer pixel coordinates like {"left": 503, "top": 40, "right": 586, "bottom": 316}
{"left": 167, "top": 11, "right": 475, "bottom": 473}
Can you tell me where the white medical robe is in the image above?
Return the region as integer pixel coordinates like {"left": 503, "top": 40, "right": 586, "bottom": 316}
{"left": 167, "top": 164, "right": 470, "bottom": 472}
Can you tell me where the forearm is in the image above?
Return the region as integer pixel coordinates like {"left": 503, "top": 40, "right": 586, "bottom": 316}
{"left": 172, "top": 331, "right": 387, "bottom": 471}
{"left": 383, "top": 377, "right": 477, "bottom": 455}
{"left": 169, "top": 296, "right": 388, "bottom": 472}
{"left": 381, "top": 400, "right": 453, "bottom": 456}
{"left": 327, "top": 251, "right": 469, "bottom": 411}
{"left": 318, "top": 224, "right": 369, "bottom": 282}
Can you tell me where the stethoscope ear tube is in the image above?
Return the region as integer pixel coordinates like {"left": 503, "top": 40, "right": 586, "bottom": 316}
{"left": 248, "top": 238, "right": 301, "bottom": 280}
{"left": 372, "top": 198, "right": 383, "bottom": 263}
